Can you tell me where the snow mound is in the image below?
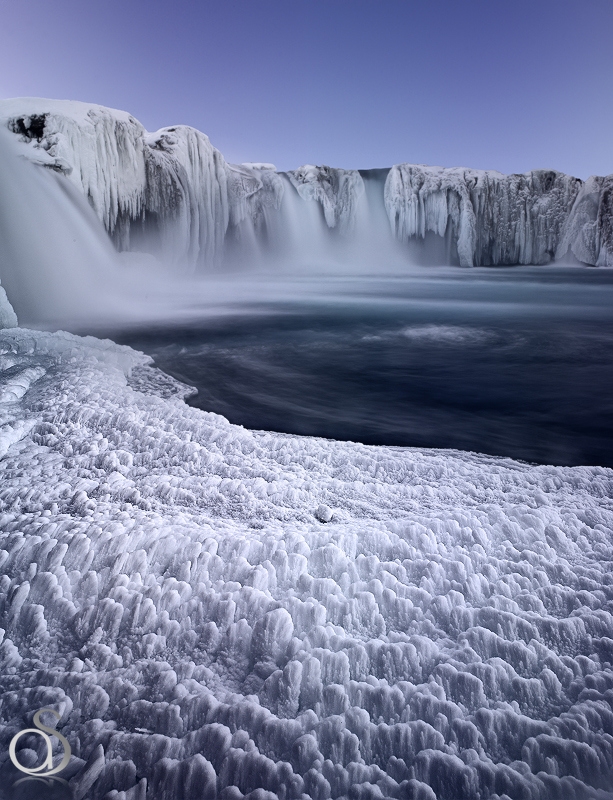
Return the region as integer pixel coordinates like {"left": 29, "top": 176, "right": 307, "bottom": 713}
{"left": 1, "top": 328, "right": 613, "bottom": 799}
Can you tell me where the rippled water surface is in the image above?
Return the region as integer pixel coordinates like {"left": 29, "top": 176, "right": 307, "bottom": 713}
{"left": 116, "top": 267, "right": 613, "bottom": 467}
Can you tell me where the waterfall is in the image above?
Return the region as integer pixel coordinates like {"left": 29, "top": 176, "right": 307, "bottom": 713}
{"left": 2, "top": 97, "right": 613, "bottom": 333}
{"left": 0, "top": 127, "right": 128, "bottom": 329}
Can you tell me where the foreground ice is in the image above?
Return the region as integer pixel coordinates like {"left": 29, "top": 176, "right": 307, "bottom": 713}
{"left": 0, "top": 329, "right": 612, "bottom": 799}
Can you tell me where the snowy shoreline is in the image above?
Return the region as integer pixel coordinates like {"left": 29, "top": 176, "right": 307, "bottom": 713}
{"left": 1, "top": 326, "right": 613, "bottom": 799}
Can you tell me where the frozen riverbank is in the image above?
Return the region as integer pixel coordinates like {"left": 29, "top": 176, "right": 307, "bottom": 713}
{"left": 1, "top": 327, "right": 613, "bottom": 799}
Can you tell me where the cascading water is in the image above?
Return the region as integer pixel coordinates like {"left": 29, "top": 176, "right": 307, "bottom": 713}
{"left": 223, "top": 166, "right": 452, "bottom": 274}
{"left": 3, "top": 96, "right": 612, "bottom": 309}
{"left": 0, "top": 105, "right": 437, "bottom": 334}
{"left": 0, "top": 127, "right": 131, "bottom": 329}
{"left": 3, "top": 102, "right": 613, "bottom": 800}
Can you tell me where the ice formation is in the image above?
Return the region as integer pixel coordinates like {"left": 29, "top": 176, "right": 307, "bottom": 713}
{"left": 384, "top": 165, "right": 583, "bottom": 267}
{"left": 287, "top": 167, "right": 365, "bottom": 234}
{"left": 1, "top": 327, "right": 613, "bottom": 799}
{"left": 557, "top": 176, "right": 613, "bottom": 267}
{"left": 0, "top": 124, "right": 135, "bottom": 329}
{"left": 3, "top": 98, "right": 613, "bottom": 270}
{"left": 0, "top": 99, "right": 147, "bottom": 235}
{"left": 226, "top": 164, "right": 285, "bottom": 240}
{"left": 0, "top": 282, "right": 17, "bottom": 330}
{"left": 0, "top": 100, "right": 232, "bottom": 269}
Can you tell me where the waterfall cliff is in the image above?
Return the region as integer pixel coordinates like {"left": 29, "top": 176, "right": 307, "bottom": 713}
{"left": 1, "top": 98, "right": 612, "bottom": 271}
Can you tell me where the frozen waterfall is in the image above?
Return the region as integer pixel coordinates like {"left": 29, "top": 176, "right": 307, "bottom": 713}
{"left": 2, "top": 98, "right": 613, "bottom": 275}
{"left": 0, "top": 125, "right": 129, "bottom": 329}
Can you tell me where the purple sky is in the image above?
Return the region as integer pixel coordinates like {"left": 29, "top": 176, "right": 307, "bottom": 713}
{"left": 1, "top": 0, "right": 612, "bottom": 178}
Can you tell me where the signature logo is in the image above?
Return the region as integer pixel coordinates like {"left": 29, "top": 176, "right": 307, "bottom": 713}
{"left": 9, "top": 708, "right": 71, "bottom": 776}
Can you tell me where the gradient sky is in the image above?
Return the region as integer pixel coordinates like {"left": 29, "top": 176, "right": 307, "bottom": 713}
{"left": 1, "top": 0, "right": 612, "bottom": 178}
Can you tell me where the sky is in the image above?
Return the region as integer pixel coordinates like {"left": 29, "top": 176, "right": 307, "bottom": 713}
{"left": 1, "top": 0, "right": 612, "bottom": 178}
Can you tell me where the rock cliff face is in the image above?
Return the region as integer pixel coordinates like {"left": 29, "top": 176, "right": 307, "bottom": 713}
{"left": 1, "top": 97, "right": 612, "bottom": 269}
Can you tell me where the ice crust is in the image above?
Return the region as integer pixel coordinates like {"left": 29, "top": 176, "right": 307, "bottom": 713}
{"left": 2, "top": 98, "right": 613, "bottom": 269}
{"left": 1, "top": 329, "right": 613, "bottom": 799}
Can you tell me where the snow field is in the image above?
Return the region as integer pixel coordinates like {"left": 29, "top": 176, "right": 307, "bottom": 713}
{"left": 0, "top": 329, "right": 612, "bottom": 798}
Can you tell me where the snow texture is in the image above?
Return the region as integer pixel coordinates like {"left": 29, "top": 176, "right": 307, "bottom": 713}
{"left": 1, "top": 328, "right": 613, "bottom": 799}
{"left": 4, "top": 98, "right": 613, "bottom": 269}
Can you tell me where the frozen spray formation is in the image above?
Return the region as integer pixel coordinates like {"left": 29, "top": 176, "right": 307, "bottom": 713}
{"left": 0, "top": 328, "right": 613, "bottom": 799}
{"left": 0, "top": 284, "right": 17, "bottom": 330}
{"left": 2, "top": 97, "right": 613, "bottom": 269}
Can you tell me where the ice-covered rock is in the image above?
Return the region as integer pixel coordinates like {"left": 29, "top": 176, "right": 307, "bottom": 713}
{"left": 140, "top": 125, "right": 230, "bottom": 266}
{"left": 0, "top": 98, "right": 147, "bottom": 235}
{"left": 558, "top": 174, "right": 613, "bottom": 266}
{"left": 0, "top": 100, "right": 235, "bottom": 269}
{"left": 2, "top": 98, "right": 613, "bottom": 269}
{"left": 287, "top": 165, "right": 365, "bottom": 234}
{"left": 385, "top": 164, "right": 583, "bottom": 267}
{"left": 227, "top": 163, "right": 285, "bottom": 232}
{"left": 1, "top": 327, "right": 613, "bottom": 799}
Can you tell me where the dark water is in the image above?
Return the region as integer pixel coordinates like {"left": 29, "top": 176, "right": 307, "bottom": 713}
{"left": 115, "top": 267, "right": 613, "bottom": 467}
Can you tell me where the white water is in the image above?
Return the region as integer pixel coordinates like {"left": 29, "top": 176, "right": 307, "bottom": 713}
{"left": 0, "top": 131, "right": 433, "bottom": 334}
{"left": 2, "top": 101, "right": 613, "bottom": 800}
{"left": 0, "top": 117, "right": 598, "bottom": 337}
{"left": 0, "top": 129, "right": 133, "bottom": 329}
{"left": 223, "top": 170, "right": 445, "bottom": 276}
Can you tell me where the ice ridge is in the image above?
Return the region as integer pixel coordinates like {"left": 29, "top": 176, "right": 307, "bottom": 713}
{"left": 1, "top": 328, "right": 613, "bottom": 798}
